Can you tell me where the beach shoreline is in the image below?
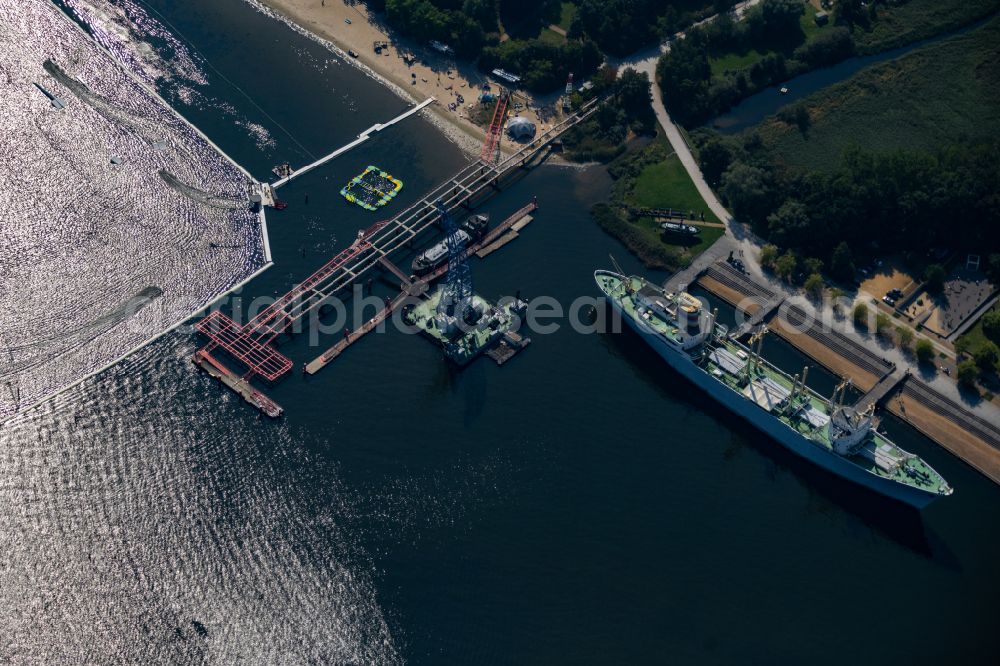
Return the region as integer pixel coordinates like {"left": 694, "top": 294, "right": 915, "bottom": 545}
{"left": 250, "top": 0, "right": 551, "bottom": 159}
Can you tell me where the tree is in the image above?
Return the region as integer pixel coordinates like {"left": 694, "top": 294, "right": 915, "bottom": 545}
{"left": 720, "top": 162, "right": 774, "bottom": 229}
{"left": 915, "top": 338, "right": 935, "bottom": 365}
{"left": 896, "top": 326, "right": 914, "bottom": 350}
{"left": 852, "top": 302, "right": 869, "bottom": 328}
{"left": 830, "top": 242, "right": 855, "bottom": 282}
{"left": 775, "top": 252, "right": 797, "bottom": 282}
{"left": 981, "top": 310, "right": 1000, "bottom": 344}
{"left": 657, "top": 35, "right": 712, "bottom": 126}
{"left": 803, "top": 257, "right": 823, "bottom": 275}
{"left": 760, "top": 244, "right": 779, "bottom": 268}
{"left": 766, "top": 199, "right": 810, "bottom": 247}
{"left": 829, "top": 286, "right": 845, "bottom": 314}
{"left": 986, "top": 254, "right": 1000, "bottom": 284}
{"left": 699, "top": 138, "right": 732, "bottom": 187}
{"left": 924, "top": 264, "right": 946, "bottom": 293}
{"left": 615, "top": 68, "right": 654, "bottom": 130}
{"left": 974, "top": 341, "right": 999, "bottom": 371}
{"left": 804, "top": 273, "right": 824, "bottom": 300}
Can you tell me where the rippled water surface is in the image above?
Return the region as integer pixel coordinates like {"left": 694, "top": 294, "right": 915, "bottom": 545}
{"left": 0, "top": 0, "right": 266, "bottom": 421}
{"left": 4, "top": 1, "right": 1000, "bottom": 664}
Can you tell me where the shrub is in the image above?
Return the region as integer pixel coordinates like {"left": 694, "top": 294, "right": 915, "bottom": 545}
{"left": 896, "top": 326, "right": 914, "bottom": 350}
{"left": 852, "top": 302, "right": 869, "bottom": 328}
{"left": 875, "top": 312, "right": 891, "bottom": 337}
{"left": 803, "top": 272, "right": 824, "bottom": 300}
{"left": 915, "top": 338, "right": 935, "bottom": 364}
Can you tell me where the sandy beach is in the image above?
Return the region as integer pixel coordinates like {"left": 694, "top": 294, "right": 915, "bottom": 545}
{"left": 254, "top": 0, "right": 561, "bottom": 158}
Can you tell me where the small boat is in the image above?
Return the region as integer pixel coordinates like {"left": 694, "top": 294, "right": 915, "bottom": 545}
{"left": 345, "top": 18, "right": 352, "bottom": 25}
{"left": 661, "top": 221, "right": 699, "bottom": 236}
{"left": 779, "top": 86, "right": 789, "bottom": 94}
{"left": 273, "top": 200, "right": 288, "bottom": 210}
{"left": 411, "top": 214, "right": 489, "bottom": 274}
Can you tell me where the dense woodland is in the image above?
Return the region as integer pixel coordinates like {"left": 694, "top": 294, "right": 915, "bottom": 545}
{"left": 698, "top": 132, "right": 1000, "bottom": 282}
{"left": 369, "top": 0, "right": 716, "bottom": 92}
{"left": 657, "top": 0, "right": 1000, "bottom": 127}
{"left": 658, "top": 0, "right": 856, "bottom": 126}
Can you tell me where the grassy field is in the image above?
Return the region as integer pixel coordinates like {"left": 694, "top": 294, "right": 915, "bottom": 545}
{"left": 709, "top": 4, "right": 828, "bottom": 77}
{"left": 592, "top": 205, "right": 725, "bottom": 271}
{"left": 592, "top": 137, "right": 724, "bottom": 271}
{"left": 629, "top": 153, "right": 721, "bottom": 224}
{"left": 852, "top": 0, "right": 1000, "bottom": 54}
{"left": 538, "top": 28, "right": 566, "bottom": 45}
{"left": 710, "top": 48, "right": 769, "bottom": 77}
{"left": 756, "top": 16, "right": 1000, "bottom": 172}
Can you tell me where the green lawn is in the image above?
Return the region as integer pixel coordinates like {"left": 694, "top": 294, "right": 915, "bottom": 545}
{"left": 538, "top": 27, "right": 566, "bottom": 46}
{"left": 629, "top": 153, "right": 721, "bottom": 223}
{"left": 710, "top": 49, "right": 769, "bottom": 76}
{"left": 632, "top": 214, "right": 725, "bottom": 266}
{"left": 557, "top": 2, "right": 576, "bottom": 32}
{"left": 756, "top": 16, "right": 1000, "bottom": 172}
{"left": 958, "top": 302, "right": 1000, "bottom": 361}
{"left": 799, "top": 5, "right": 824, "bottom": 42}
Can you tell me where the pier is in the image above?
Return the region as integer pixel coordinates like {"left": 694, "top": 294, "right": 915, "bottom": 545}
{"left": 855, "top": 369, "right": 907, "bottom": 412}
{"left": 662, "top": 237, "right": 737, "bottom": 296}
{"left": 304, "top": 292, "right": 409, "bottom": 374}
{"left": 302, "top": 201, "right": 538, "bottom": 375}
{"left": 269, "top": 97, "right": 435, "bottom": 190}
{"left": 771, "top": 304, "right": 893, "bottom": 392}
{"left": 192, "top": 95, "right": 595, "bottom": 414}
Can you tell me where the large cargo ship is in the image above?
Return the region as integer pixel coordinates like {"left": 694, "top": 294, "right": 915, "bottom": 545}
{"left": 595, "top": 269, "right": 952, "bottom": 507}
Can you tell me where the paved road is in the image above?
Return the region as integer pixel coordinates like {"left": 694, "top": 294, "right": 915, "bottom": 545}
{"left": 612, "top": 0, "right": 764, "bottom": 272}
{"left": 618, "top": 0, "right": 762, "bottom": 225}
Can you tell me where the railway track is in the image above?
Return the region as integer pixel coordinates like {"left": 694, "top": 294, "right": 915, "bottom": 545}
{"left": 901, "top": 379, "right": 1000, "bottom": 452}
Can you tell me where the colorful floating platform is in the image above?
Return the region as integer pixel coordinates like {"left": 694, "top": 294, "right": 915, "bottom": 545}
{"left": 340, "top": 165, "right": 403, "bottom": 211}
